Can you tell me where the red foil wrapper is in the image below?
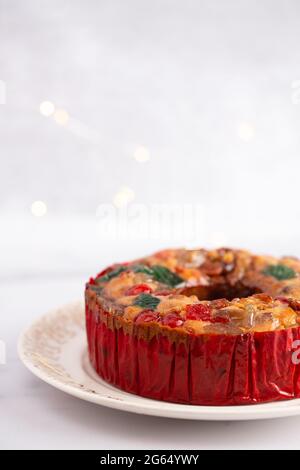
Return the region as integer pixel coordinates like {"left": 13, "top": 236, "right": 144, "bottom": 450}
{"left": 85, "top": 297, "right": 300, "bottom": 406}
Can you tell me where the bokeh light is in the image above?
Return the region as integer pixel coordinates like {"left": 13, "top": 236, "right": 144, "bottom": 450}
{"left": 31, "top": 200, "right": 47, "bottom": 217}
{"left": 39, "top": 101, "right": 55, "bottom": 117}
{"left": 133, "top": 145, "right": 150, "bottom": 163}
{"left": 53, "top": 109, "right": 69, "bottom": 126}
{"left": 113, "top": 186, "right": 135, "bottom": 208}
{"left": 237, "top": 122, "right": 255, "bottom": 142}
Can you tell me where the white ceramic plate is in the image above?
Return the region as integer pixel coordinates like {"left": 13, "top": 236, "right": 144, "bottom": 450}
{"left": 18, "top": 300, "right": 300, "bottom": 421}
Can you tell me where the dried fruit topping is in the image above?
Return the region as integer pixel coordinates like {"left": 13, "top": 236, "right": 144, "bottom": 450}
{"left": 210, "top": 298, "right": 230, "bottom": 309}
{"left": 221, "top": 250, "right": 235, "bottom": 264}
{"left": 186, "top": 299, "right": 229, "bottom": 323}
{"left": 186, "top": 303, "right": 212, "bottom": 321}
{"left": 96, "top": 266, "right": 113, "bottom": 278}
{"left": 252, "top": 293, "right": 273, "bottom": 303}
{"left": 135, "top": 310, "right": 160, "bottom": 324}
{"left": 89, "top": 285, "right": 104, "bottom": 294}
{"left": 200, "top": 261, "right": 223, "bottom": 276}
{"left": 211, "top": 315, "right": 230, "bottom": 324}
{"left": 276, "top": 296, "right": 290, "bottom": 304}
{"left": 99, "top": 265, "right": 127, "bottom": 282}
{"left": 280, "top": 298, "right": 300, "bottom": 311}
{"left": 262, "top": 264, "right": 296, "bottom": 281}
{"left": 162, "top": 313, "right": 184, "bottom": 328}
{"left": 133, "top": 293, "right": 160, "bottom": 310}
{"left": 155, "top": 289, "right": 173, "bottom": 296}
{"left": 290, "top": 300, "right": 300, "bottom": 311}
{"left": 132, "top": 264, "right": 183, "bottom": 287}
{"left": 150, "top": 265, "right": 183, "bottom": 287}
{"left": 125, "top": 284, "right": 153, "bottom": 296}
{"left": 132, "top": 264, "right": 154, "bottom": 276}
{"left": 89, "top": 277, "right": 96, "bottom": 285}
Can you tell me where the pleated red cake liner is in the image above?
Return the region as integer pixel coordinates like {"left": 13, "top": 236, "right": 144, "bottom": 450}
{"left": 85, "top": 300, "right": 300, "bottom": 406}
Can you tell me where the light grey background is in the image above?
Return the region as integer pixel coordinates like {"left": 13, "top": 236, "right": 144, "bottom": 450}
{"left": 2, "top": 0, "right": 300, "bottom": 277}
{"left": 2, "top": 0, "right": 300, "bottom": 450}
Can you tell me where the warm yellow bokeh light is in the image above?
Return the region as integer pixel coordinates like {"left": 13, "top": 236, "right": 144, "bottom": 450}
{"left": 237, "top": 122, "right": 255, "bottom": 142}
{"left": 31, "top": 200, "right": 47, "bottom": 217}
{"left": 39, "top": 101, "right": 55, "bottom": 117}
{"left": 53, "top": 109, "right": 70, "bottom": 126}
{"left": 113, "top": 186, "right": 135, "bottom": 208}
{"left": 133, "top": 145, "right": 150, "bottom": 163}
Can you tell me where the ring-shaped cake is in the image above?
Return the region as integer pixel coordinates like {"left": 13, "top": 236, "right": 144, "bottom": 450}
{"left": 85, "top": 248, "right": 300, "bottom": 405}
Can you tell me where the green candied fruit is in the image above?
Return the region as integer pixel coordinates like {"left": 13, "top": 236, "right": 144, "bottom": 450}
{"left": 131, "top": 264, "right": 154, "bottom": 276}
{"left": 99, "top": 266, "right": 127, "bottom": 282}
{"left": 89, "top": 285, "right": 104, "bottom": 294}
{"left": 133, "top": 293, "right": 161, "bottom": 310}
{"left": 150, "top": 265, "right": 183, "bottom": 287}
{"left": 262, "top": 264, "right": 296, "bottom": 281}
{"left": 132, "top": 264, "right": 183, "bottom": 287}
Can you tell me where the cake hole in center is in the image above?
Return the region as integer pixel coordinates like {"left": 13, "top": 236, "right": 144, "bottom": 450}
{"left": 180, "top": 284, "right": 261, "bottom": 302}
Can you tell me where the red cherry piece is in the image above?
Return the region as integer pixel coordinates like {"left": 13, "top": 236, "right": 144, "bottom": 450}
{"left": 126, "top": 284, "right": 153, "bottom": 296}
{"left": 186, "top": 303, "right": 212, "bottom": 321}
{"left": 288, "top": 299, "right": 300, "bottom": 311}
{"left": 89, "top": 277, "right": 96, "bottom": 285}
{"left": 211, "top": 316, "right": 230, "bottom": 324}
{"left": 275, "top": 296, "right": 300, "bottom": 311}
{"left": 276, "top": 296, "right": 291, "bottom": 304}
{"left": 96, "top": 267, "right": 112, "bottom": 278}
{"left": 135, "top": 310, "right": 159, "bottom": 324}
{"left": 252, "top": 293, "right": 273, "bottom": 303}
{"left": 162, "top": 313, "right": 184, "bottom": 328}
{"left": 155, "top": 289, "right": 173, "bottom": 296}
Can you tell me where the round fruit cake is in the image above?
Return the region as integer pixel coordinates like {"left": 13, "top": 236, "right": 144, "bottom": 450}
{"left": 85, "top": 248, "right": 300, "bottom": 405}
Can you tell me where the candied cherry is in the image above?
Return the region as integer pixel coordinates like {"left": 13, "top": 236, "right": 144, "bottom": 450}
{"left": 135, "top": 310, "right": 159, "bottom": 324}
{"left": 253, "top": 293, "right": 273, "bottom": 303}
{"left": 162, "top": 312, "right": 184, "bottom": 328}
{"left": 96, "top": 265, "right": 116, "bottom": 278}
{"left": 276, "top": 296, "right": 290, "bottom": 304}
{"left": 126, "top": 284, "right": 153, "bottom": 296}
{"left": 155, "top": 289, "right": 173, "bottom": 296}
{"left": 275, "top": 296, "right": 300, "bottom": 311}
{"left": 211, "top": 316, "right": 229, "bottom": 324}
{"left": 186, "top": 303, "right": 212, "bottom": 321}
{"left": 288, "top": 299, "right": 300, "bottom": 311}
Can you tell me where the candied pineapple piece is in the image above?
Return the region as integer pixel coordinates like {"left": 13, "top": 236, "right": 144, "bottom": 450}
{"left": 184, "top": 320, "right": 209, "bottom": 334}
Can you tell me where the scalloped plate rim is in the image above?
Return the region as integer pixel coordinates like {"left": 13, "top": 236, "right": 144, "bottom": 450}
{"left": 17, "top": 300, "right": 300, "bottom": 421}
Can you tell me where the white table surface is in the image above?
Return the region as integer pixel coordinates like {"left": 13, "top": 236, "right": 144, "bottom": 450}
{"left": 1, "top": 275, "right": 300, "bottom": 450}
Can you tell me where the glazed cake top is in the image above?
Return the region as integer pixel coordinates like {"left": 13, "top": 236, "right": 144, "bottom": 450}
{"left": 86, "top": 248, "right": 300, "bottom": 335}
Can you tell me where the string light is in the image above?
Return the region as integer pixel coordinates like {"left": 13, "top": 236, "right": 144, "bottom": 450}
{"left": 53, "top": 109, "right": 69, "bottom": 126}
{"left": 113, "top": 186, "right": 135, "bottom": 208}
{"left": 237, "top": 122, "right": 255, "bottom": 142}
{"left": 39, "top": 102, "right": 101, "bottom": 142}
{"left": 133, "top": 146, "right": 150, "bottom": 163}
{"left": 39, "top": 101, "right": 55, "bottom": 117}
{"left": 31, "top": 200, "right": 47, "bottom": 217}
